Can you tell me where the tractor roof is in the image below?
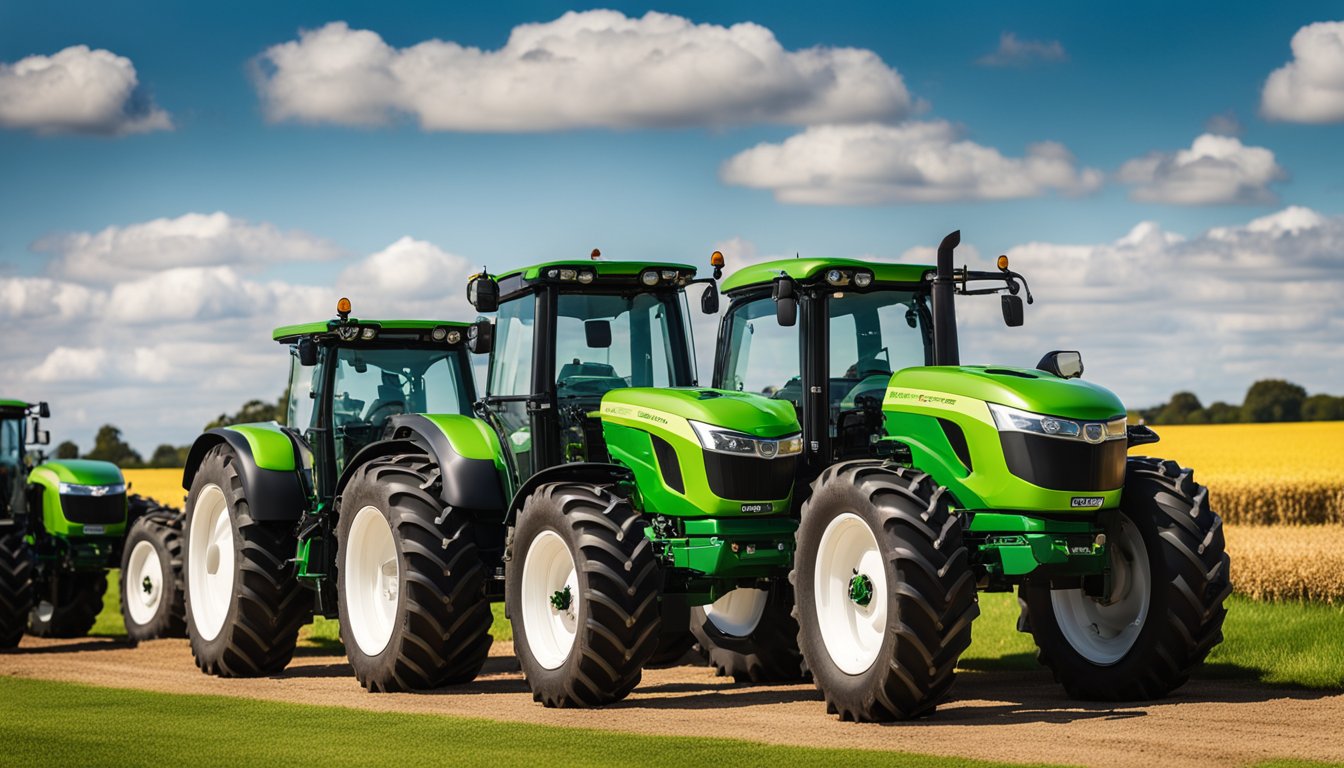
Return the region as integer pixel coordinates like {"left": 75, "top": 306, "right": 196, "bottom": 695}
{"left": 0, "top": 399, "right": 30, "bottom": 418}
{"left": 0, "top": 398, "right": 30, "bottom": 410}
{"left": 498, "top": 259, "right": 697, "bottom": 282}
{"left": 720, "top": 258, "right": 932, "bottom": 293}
{"left": 272, "top": 319, "right": 470, "bottom": 342}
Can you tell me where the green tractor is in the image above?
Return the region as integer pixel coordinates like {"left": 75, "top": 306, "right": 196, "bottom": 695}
{"left": 0, "top": 399, "right": 184, "bottom": 646}
{"left": 711, "top": 231, "right": 1231, "bottom": 721}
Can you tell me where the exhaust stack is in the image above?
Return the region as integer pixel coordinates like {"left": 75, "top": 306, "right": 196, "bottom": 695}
{"left": 932, "top": 230, "right": 960, "bottom": 366}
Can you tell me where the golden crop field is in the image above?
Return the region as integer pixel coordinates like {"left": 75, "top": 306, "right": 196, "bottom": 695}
{"left": 1130, "top": 421, "right": 1344, "bottom": 525}
{"left": 124, "top": 468, "right": 187, "bottom": 509}
{"left": 1225, "top": 525, "right": 1344, "bottom": 605}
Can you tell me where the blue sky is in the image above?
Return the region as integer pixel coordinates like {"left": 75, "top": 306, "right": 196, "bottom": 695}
{"left": 2, "top": 2, "right": 1342, "bottom": 451}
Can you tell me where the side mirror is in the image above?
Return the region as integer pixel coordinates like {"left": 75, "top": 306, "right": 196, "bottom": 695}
{"left": 1001, "top": 294, "right": 1024, "bottom": 327}
{"left": 37, "top": 402, "right": 50, "bottom": 418}
{"left": 297, "top": 337, "right": 318, "bottom": 367}
{"left": 1037, "top": 350, "right": 1083, "bottom": 379}
{"left": 29, "top": 417, "right": 50, "bottom": 446}
{"left": 467, "top": 319, "right": 495, "bottom": 355}
{"left": 701, "top": 282, "right": 720, "bottom": 315}
{"left": 585, "top": 319, "right": 612, "bottom": 348}
{"left": 772, "top": 276, "right": 798, "bottom": 327}
{"left": 467, "top": 275, "right": 499, "bottom": 313}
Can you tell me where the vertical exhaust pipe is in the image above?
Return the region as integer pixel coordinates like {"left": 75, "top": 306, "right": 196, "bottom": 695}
{"left": 932, "top": 230, "right": 960, "bottom": 366}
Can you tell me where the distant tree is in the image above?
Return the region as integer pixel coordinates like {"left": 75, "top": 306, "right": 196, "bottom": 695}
{"left": 1303, "top": 394, "right": 1344, "bottom": 421}
{"left": 148, "top": 444, "right": 191, "bottom": 468}
{"left": 1158, "top": 391, "right": 1203, "bottom": 425}
{"left": 53, "top": 440, "right": 79, "bottom": 459}
{"left": 204, "top": 398, "right": 284, "bottom": 431}
{"left": 1241, "top": 379, "right": 1307, "bottom": 423}
{"left": 85, "top": 425, "right": 143, "bottom": 468}
{"left": 1205, "top": 401, "right": 1241, "bottom": 424}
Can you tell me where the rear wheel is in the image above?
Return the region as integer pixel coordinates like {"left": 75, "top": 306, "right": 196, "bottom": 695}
{"left": 507, "top": 482, "right": 661, "bottom": 707}
{"left": 337, "top": 454, "right": 493, "bottom": 692}
{"left": 1022, "top": 457, "right": 1231, "bottom": 700}
{"left": 794, "top": 462, "right": 977, "bottom": 722}
{"left": 185, "top": 444, "right": 308, "bottom": 676}
{"left": 29, "top": 572, "right": 106, "bottom": 638}
{"left": 121, "top": 516, "right": 187, "bottom": 641}
{"left": 0, "top": 531, "right": 34, "bottom": 647}
{"left": 691, "top": 583, "right": 804, "bottom": 682}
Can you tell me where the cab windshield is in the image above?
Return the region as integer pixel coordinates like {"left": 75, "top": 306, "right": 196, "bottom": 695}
{"left": 0, "top": 418, "right": 22, "bottom": 517}
{"left": 553, "top": 292, "right": 694, "bottom": 400}
{"left": 827, "top": 289, "right": 932, "bottom": 413}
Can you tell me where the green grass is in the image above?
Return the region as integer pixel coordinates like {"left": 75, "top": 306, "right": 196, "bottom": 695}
{"left": 94, "top": 572, "right": 1343, "bottom": 688}
{"left": 0, "top": 676, "right": 1052, "bottom": 768}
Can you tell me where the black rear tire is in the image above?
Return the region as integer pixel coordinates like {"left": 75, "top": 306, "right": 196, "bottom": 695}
{"left": 337, "top": 454, "right": 493, "bottom": 692}
{"left": 0, "top": 531, "right": 34, "bottom": 647}
{"left": 646, "top": 628, "right": 695, "bottom": 668}
{"left": 185, "top": 444, "right": 308, "bottom": 676}
{"left": 121, "top": 515, "right": 187, "bottom": 641}
{"left": 1022, "top": 457, "right": 1231, "bottom": 700}
{"left": 690, "top": 582, "right": 805, "bottom": 683}
{"left": 507, "top": 482, "right": 661, "bottom": 707}
{"left": 29, "top": 572, "right": 106, "bottom": 638}
{"left": 794, "top": 461, "right": 977, "bottom": 722}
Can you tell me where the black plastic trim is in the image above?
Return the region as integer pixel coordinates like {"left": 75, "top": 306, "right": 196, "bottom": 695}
{"left": 1000, "top": 432, "right": 1125, "bottom": 492}
{"left": 651, "top": 435, "right": 684, "bottom": 494}
{"left": 937, "top": 418, "right": 973, "bottom": 472}
{"left": 182, "top": 429, "right": 309, "bottom": 522}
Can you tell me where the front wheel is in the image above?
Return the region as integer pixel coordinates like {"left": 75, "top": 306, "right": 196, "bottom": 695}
{"left": 507, "top": 482, "right": 661, "bottom": 707}
{"left": 121, "top": 516, "right": 187, "bottom": 641}
{"left": 337, "top": 454, "right": 493, "bottom": 692}
{"left": 690, "top": 583, "right": 804, "bottom": 683}
{"left": 1022, "top": 457, "right": 1231, "bottom": 700}
{"left": 0, "top": 531, "right": 34, "bottom": 647}
{"left": 185, "top": 444, "right": 308, "bottom": 676}
{"left": 29, "top": 572, "right": 106, "bottom": 638}
{"left": 794, "top": 462, "right": 977, "bottom": 722}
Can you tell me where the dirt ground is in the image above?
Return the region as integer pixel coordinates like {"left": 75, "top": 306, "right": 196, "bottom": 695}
{"left": 3, "top": 636, "right": 1341, "bottom": 767}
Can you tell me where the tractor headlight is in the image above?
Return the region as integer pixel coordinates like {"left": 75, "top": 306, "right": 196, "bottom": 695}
{"left": 640, "top": 270, "right": 660, "bottom": 286}
{"left": 690, "top": 421, "right": 802, "bottom": 459}
{"left": 987, "top": 403, "right": 1125, "bottom": 445}
{"left": 578, "top": 270, "right": 595, "bottom": 284}
{"left": 58, "top": 483, "right": 126, "bottom": 497}
{"left": 853, "top": 271, "right": 873, "bottom": 288}
{"left": 446, "top": 330, "right": 462, "bottom": 344}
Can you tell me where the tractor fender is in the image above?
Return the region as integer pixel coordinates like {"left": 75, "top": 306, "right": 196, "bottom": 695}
{"left": 336, "top": 414, "right": 508, "bottom": 518}
{"left": 181, "top": 425, "right": 308, "bottom": 523}
{"left": 504, "top": 462, "right": 633, "bottom": 527}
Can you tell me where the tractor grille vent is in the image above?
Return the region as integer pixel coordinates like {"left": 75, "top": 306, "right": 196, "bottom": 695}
{"left": 59, "top": 493, "right": 127, "bottom": 525}
{"left": 703, "top": 453, "right": 796, "bottom": 501}
{"left": 1000, "top": 434, "right": 1125, "bottom": 492}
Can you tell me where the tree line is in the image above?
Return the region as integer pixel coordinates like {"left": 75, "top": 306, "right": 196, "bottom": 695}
{"left": 1132, "top": 379, "right": 1344, "bottom": 425}
{"left": 53, "top": 397, "right": 286, "bottom": 468}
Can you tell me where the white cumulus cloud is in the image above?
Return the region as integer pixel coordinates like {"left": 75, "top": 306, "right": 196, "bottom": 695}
{"left": 0, "top": 45, "right": 171, "bottom": 135}
{"left": 976, "top": 32, "right": 1068, "bottom": 67}
{"left": 252, "top": 13, "right": 913, "bottom": 131}
{"left": 1261, "top": 21, "right": 1344, "bottom": 123}
{"left": 1116, "top": 134, "right": 1286, "bottom": 205}
{"left": 33, "top": 212, "right": 347, "bottom": 284}
{"left": 720, "top": 121, "right": 1102, "bottom": 204}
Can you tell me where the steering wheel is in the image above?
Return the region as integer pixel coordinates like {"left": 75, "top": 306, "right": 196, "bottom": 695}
{"left": 365, "top": 401, "right": 406, "bottom": 425}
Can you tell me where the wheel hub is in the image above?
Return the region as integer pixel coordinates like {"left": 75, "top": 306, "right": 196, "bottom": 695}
{"left": 549, "top": 585, "right": 572, "bottom": 613}
{"left": 848, "top": 571, "right": 873, "bottom": 606}
{"left": 141, "top": 575, "right": 154, "bottom": 595}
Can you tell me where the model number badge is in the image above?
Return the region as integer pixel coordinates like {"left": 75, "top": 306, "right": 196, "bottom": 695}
{"left": 1070, "top": 497, "right": 1104, "bottom": 508}
{"left": 84, "top": 525, "right": 106, "bottom": 534}
{"left": 740, "top": 503, "right": 769, "bottom": 514}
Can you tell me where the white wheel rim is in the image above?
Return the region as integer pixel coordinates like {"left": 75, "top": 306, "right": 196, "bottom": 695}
{"left": 814, "top": 512, "right": 888, "bottom": 675}
{"left": 704, "top": 588, "right": 768, "bottom": 637}
{"left": 188, "top": 484, "right": 234, "bottom": 642}
{"left": 1051, "top": 516, "right": 1152, "bottom": 665}
{"left": 521, "top": 530, "right": 579, "bottom": 670}
{"left": 344, "top": 505, "right": 400, "bottom": 657}
{"left": 126, "top": 539, "right": 164, "bottom": 626}
{"left": 35, "top": 601, "right": 54, "bottom": 624}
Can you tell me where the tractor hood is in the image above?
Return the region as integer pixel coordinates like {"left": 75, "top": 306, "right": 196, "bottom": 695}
{"left": 601, "top": 387, "right": 798, "bottom": 438}
{"left": 31, "top": 459, "right": 126, "bottom": 487}
{"left": 887, "top": 365, "right": 1126, "bottom": 421}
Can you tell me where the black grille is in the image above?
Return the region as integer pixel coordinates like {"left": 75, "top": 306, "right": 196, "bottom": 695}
{"left": 652, "top": 435, "right": 684, "bottom": 494}
{"left": 59, "top": 493, "right": 127, "bottom": 525}
{"left": 704, "top": 453, "right": 796, "bottom": 501}
{"left": 1000, "top": 434, "right": 1125, "bottom": 492}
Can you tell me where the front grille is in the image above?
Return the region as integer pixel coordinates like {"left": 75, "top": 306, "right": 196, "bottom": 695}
{"left": 704, "top": 453, "right": 796, "bottom": 501}
{"left": 59, "top": 493, "right": 127, "bottom": 525}
{"left": 1000, "top": 433, "right": 1125, "bottom": 492}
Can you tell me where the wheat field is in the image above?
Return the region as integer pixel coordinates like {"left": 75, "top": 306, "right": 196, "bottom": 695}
{"left": 1131, "top": 421, "right": 1344, "bottom": 525}
{"left": 124, "top": 468, "right": 187, "bottom": 509}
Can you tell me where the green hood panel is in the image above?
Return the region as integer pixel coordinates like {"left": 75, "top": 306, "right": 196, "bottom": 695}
{"left": 887, "top": 366, "right": 1126, "bottom": 421}
{"left": 721, "top": 258, "right": 931, "bottom": 293}
{"left": 225, "top": 424, "right": 297, "bottom": 472}
{"left": 31, "top": 459, "right": 125, "bottom": 486}
{"left": 600, "top": 388, "right": 797, "bottom": 438}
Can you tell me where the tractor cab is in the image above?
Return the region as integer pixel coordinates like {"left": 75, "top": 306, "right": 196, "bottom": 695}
{"left": 0, "top": 399, "right": 48, "bottom": 525}
{"left": 272, "top": 305, "right": 476, "bottom": 502}
{"left": 468, "top": 257, "right": 706, "bottom": 484}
